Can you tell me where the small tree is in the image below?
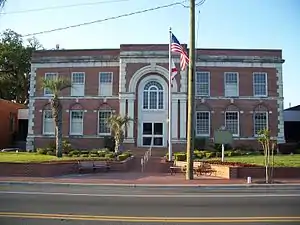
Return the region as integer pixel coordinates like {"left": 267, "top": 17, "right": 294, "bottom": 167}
{"left": 257, "top": 129, "right": 276, "bottom": 183}
{"left": 107, "top": 114, "right": 132, "bottom": 153}
{"left": 41, "top": 77, "right": 71, "bottom": 158}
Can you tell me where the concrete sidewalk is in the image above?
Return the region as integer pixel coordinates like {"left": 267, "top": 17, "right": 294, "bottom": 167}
{"left": 0, "top": 172, "right": 300, "bottom": 187}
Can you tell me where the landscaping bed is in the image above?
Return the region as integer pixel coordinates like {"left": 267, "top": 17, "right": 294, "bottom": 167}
{"left": 169, "top": 150, "right": 300, "bottom": 179}
{"left": 0, "top": 148, "right": 135, "bottom": 177}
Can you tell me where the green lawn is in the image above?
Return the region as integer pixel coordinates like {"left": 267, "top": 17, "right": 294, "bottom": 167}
{"left": 0, "top": 152, "right": 76, "bottom": 163}
{"left": 210, "top": 155, "right": 300, "bottom": 167}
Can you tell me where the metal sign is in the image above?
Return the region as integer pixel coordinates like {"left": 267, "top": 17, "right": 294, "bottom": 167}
{"left": 214, "top": 128, "right": 233, "bottom": 144}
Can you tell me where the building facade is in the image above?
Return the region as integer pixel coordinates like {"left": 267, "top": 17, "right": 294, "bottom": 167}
{"left": 26, "top": 45, "right": 285, "bottom": 151}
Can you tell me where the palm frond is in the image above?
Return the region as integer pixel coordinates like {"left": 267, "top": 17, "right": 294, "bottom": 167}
{"left": 0, "top": 0, "right": 6, "bottom": 9}
{"left": 107, "top": 114, "right": 133, "bottom": 133}
{"left": 41, "top": 77, "right": 71, "bottom": 96}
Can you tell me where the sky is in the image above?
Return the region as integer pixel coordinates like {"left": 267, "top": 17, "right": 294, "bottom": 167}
{"left": 0, "top": 0, "right": 299, "bottom": 108}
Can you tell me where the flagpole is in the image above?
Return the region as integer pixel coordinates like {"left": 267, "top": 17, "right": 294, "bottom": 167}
{"left": 168, "top": 27, "right": 172, "bottom": 162}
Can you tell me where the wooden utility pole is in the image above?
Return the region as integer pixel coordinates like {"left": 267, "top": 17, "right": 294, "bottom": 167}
{"left": 186, "top": 0, "right": 195, "bottom": 180}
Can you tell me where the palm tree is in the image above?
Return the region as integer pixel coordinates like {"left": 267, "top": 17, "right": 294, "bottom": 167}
{"left": 41, "top": 77, "right": 71, "bottom": 157}
{"left": 0, "top": 0, "right": 6, "bottom": 9}
{"left": 107, "top": 114, "right": 132, "bottom": 153}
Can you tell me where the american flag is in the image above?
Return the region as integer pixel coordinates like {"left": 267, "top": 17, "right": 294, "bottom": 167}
{"left": 170, "top": 33, "right": 189, "bottom": 71}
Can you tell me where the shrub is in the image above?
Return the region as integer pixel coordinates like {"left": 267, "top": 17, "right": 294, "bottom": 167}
{"left": 105, "top": 153, "right": 115, "bottom": 159}
{"left": 213, "top": 144, "right": 231, "bottom": 152}
{"left": 46, "top": 150, "right": 55, "bottom": 156}
{"left": 62, "top": 139, "right": 73, "bottom": 154}
{"left": 68, "top": 150, "right": 80, "bottom": 157}
{"left": 205, "top": 152, "right": 215, "bottom": 158}
{"left": 175, "top": 153, "right": 186, "bottom": 161}
{"left": 89, "top": 153, "right": 98, "bottom": 158}
{"left": 117, "top": 153, "right": 129, "bottom": 161}
{"left": 36, "top": 148, "right": 47, "bottom": 155}
{"left": 81, "top": 150, "right": 89, "bottom": 155}
{"left": 80, "top": 154, "right": 88, "bottom": 157}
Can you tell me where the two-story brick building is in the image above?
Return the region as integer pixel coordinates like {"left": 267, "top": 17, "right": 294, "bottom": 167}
{"left": 26, "top": 45, "right": 285, "bottom": 152}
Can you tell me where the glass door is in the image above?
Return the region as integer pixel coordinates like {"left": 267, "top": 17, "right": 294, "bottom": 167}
{"left": 142, "top": 122, "right": 163, "bottom": 147}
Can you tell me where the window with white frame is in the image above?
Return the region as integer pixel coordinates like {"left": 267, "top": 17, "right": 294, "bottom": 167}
{"left": 44, "top": 73, "right": 58, "bottom": 96}
{"left": 43, "top": 110, "right": 55, "bottom": 135}
{"left": 98, "top": 110, "right": 112, "bottom": 135}
{"left": 71, "top": 72, "right": 85, "bottom": 96}
{"left": 225, "top": 111, "right": 239, "bottom": 136}
{"left": 253, "top": 72, "right": 267, "bottom": 97}
{"left": 224, "top": 72, "right": 239, "bottom": 97}
{"left": 195, "top": 72, "right": 210, "bottom": 96}
{"left": 253, "top": 112, "right": 268, "bottom": 136}
{"left": 195, "top": 111, "right": 210, "bottom": 136}
{"left": 70, "top": 110, "right": 84, "bottom": 135}
{"left": 99, "top": 72, "right": 113, "bottom": 96}
{"left": 143, "top": 81, "right": 164, "bottom": 110}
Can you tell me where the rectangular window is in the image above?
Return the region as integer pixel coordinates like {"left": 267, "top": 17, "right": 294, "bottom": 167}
{"left": 99, "top": 72, "right": 113, "bottom": 96}
{"left": 195, "top": 72, "right": 210, "bottom": 96}
{"left": 254, "top": 112, "right": 268, "bottom": 136}
{"left": 71, "top": 72, "right": 85, "bottom": 96}
{"left": 43, "top": 110, "right": 55, "bottom": 135}
{"left": 195, "top": 111, "right": 210, "bottom": 136}
{"left": 44, "top": 73, "right": 58, "bottom": 96}
{"left": 225, "top": 111, "right": 239, "bottom": 136}
{"left": 70, "top": 110, "right": 84, "bottom": 135}
{"left": 224, "top": 72, "right": 239, "bottom": 97}
{"left": 98, "top": 110, "right": 112, "bottom": 135}
{"left": 253, "top": 72, "right": 268, "bottom": 97}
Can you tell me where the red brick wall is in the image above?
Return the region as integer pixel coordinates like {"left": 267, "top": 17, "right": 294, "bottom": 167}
{"left": 0, "top": 100, "right": 26, "bottom": 149}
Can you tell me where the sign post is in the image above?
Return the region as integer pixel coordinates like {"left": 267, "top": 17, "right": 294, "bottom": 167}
{"left": 214, "top": 126, "right": 233, "bottom": 162}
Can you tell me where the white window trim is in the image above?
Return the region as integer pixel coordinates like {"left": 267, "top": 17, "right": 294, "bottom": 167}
{"left": 71, "top": 72, "right": 85, "bottom": 97}
{"left": 44, "top": 73, "right": 58, "bottom": 96}
{"left": 225, "top": 111, "right": 240, "bottom": 137}
{"left": 195, "top": 111, "right": 211, "bottom": 137}
{"left": 253, "top": 72, "right": 268, "bottom": 97}
{"left": 97, "top": 110, "right": 112, "bottom": 136}
{"left": 224, "top": 72, "right": 239, "bottom": 97}
{"left": 42, "top": 110, "right": 55, "bottom": 135}
{"left": 142, "top": 81, "right": 164, "bottom": 111}
{"left": 195, "top": 71, "right": 210, "bottom": 97}
{"left": 99, "top": 72, "right": 113, "bottom": 96}
{"left": 253, "top": 111, "right": 269, "bottom": 137}
{"left": 69, "top": 110, "right": 84, "bottom": 135}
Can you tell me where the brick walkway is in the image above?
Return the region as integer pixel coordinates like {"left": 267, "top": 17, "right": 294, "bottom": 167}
{"left": 0, "top": 172, "right": 299, "bottom": 185}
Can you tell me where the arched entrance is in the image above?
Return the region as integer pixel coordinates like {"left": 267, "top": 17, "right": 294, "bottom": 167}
{"left": 137, "top": 75, "right": 168, "bottom": 147}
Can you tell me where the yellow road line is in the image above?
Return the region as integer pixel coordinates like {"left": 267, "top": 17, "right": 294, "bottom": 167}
{"left": 0, "top": 212, "right": 299, "bottom": 223}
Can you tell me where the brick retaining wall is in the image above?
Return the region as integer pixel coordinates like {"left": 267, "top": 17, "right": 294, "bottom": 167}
{"left": 0, "top": 157, "right": 135, "bottom": 177}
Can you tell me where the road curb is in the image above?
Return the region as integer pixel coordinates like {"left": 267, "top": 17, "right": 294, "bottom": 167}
{"left": 1, "top": 181, "right": 300, "bottom": 189}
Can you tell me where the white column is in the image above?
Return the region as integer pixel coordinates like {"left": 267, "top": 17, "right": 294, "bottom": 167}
{"left": 119, "top": 99, "right": 126, "bottom": 117}
{"left": 127, "top": 98, "right": 134, "bottom": 140}
{"left": 172, "top": 99, "right": 178, "bottom": 139}
{"left": 180, "top": 99, "right": 187, "bottom": 139}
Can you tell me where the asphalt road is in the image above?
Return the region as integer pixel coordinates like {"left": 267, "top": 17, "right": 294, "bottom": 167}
{"left": 0, "top": 183, "right": 299, "bottom": 224}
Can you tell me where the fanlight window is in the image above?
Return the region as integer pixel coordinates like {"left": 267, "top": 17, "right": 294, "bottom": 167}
{"left": 143, "top": 81, "right": 164, "bottom": 110}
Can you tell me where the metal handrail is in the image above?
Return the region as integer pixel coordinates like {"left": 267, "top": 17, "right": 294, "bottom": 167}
{"left": 141, "top": 138, "right": 153, "bottom": 172}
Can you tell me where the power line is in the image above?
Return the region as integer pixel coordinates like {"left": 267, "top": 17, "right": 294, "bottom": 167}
{"left": 21, "top": 0, "right": 188, "bottom": 37}
{"left": 0, "top": 0, "right": 130, "bottom": 15}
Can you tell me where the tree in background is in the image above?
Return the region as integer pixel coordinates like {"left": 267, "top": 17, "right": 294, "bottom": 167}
{"left": 41, "top": 78, "right": 71, "bottom": 158}
{"left": 0, "top": 29, "right": 43, "bottom": 104}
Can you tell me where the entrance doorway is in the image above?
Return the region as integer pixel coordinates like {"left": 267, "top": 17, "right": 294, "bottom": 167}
{"left": 142, "top": 122, "right": 164, "bottom": 147}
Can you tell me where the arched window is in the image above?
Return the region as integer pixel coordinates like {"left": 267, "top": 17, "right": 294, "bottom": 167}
{"left": 143, "top": 81, "right": 164, "bottom": 110}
